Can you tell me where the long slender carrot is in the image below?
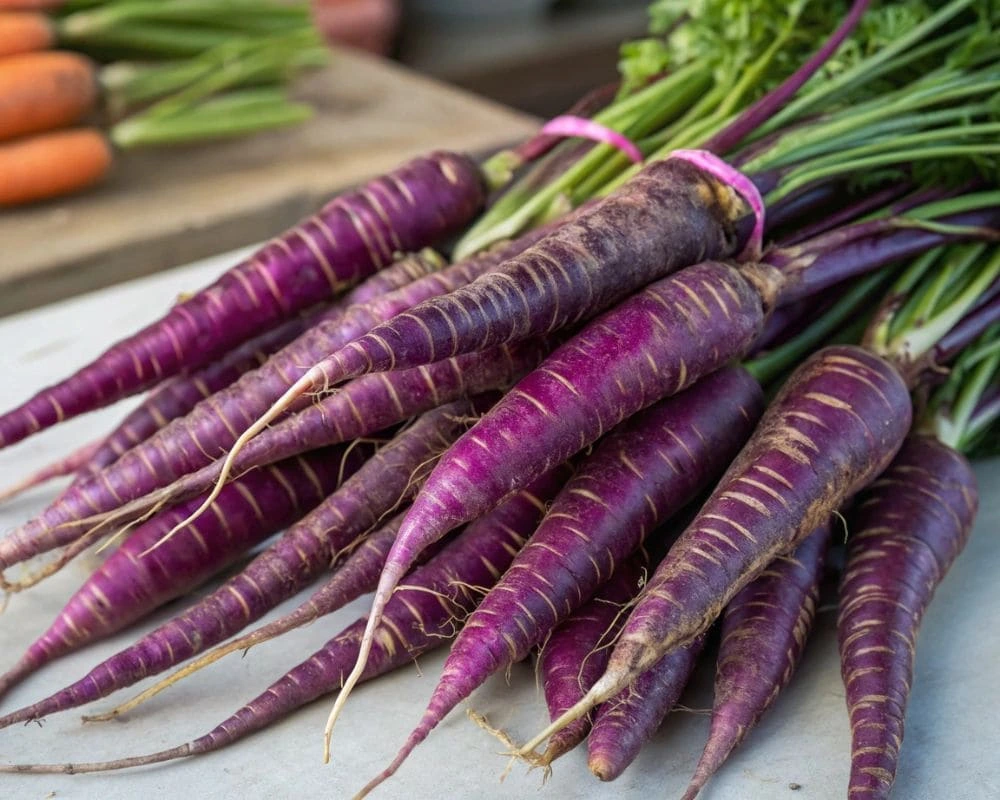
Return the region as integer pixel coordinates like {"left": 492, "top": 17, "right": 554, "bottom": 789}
{"left": 0, "top": 127, "right": 111, "bottom": 206}
{"left": 0, "top": 51, "right": 98, "bottom": 141}
{"left": 0, "top": 12, "right": 54, "bottom": 57}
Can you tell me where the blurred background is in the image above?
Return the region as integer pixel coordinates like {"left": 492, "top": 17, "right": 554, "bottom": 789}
{"left": 315, "top": 0, "right": 647, "bottom": 115}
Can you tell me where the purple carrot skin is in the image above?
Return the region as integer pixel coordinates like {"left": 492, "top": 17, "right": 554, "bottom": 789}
{"left": 0, "top": 235, "right": 551, "bottom": 575}
{"left": 0, "top": 338, "right": 548, "bottom": 577}
{"left": 0, "top": 400, "right": 479, "bottom": 730}
{"left": 0, "top": 446, "right": 362, "bottom": 701}
{"left": 682, "top": 523, "right": 832, "bottom": 800}
{"left": 238, "top": 156, "right": 756, "bottom": 441}
{"left": 588, "top": 634, "right": 707, "bottom": 782}
{"left": 329, "top": 265, "right": 774, "bottom": 762}
{"left": 0, "top": 469, "right": 565, "bottom": 777}
{"left": 0, "top": 152, "right": 485, "bottom": 451}
{"left": 77, "top": 250, "right": 445, "bottom": 481}
{"left": 539, "top": 555, "right": 649, "bottom": 766}
{"left": 0, "top": 437, "right": 101, "bottom": 504}
{"left": 519, "top": 345, "right": 913, "bottom": 754}
{"left": 839, "top": 435, "right": 977, "bottom": 800}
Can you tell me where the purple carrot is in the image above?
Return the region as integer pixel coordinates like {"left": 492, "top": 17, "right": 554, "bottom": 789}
{"left": 0, "top": 445, "right": 363, "bottom": 700}
{"left": 0, "top": 152, "right": 485, "bottom": 451}
{"left": 839, "top": 434, "right": 977, "bottom": 800}
{"left": 327, "top": 260, "right": 778, "bottom": 738}
{"left": 682, "top": 523, "right": 832, "bottom": 800}
{"left": 0, "top": 230, "right": 556, "bottom": 575}
{"left": 77, "top": 250, "right": 445, "bottom": 481}
{"left": 588, "top": 634, "right": 707, "bottom": 782}
{"left": 0, "top": 338, "right": 549, "bottom": 578}
{"left": 0, "top": 437, "right": 101, "bottom": 504}
{"left": 363, "top": 365, "right": 765, "bottom": 783}
{"left": 0, "top": 468, "right": 568, "bottom": 776}
{"left": 83, "top": 512, "right": 409, "bottom": 722}
{"left": 0, "top": 400, "right": 480, "bottom": 730}
{"left": 226, "top": 156, "right": 757, "bottom": 458}
{"left": 538, "top": 555, "right": 649, "bottom": 766}
{"left": 518, "top": 345, "right": 912, "bottom": 754}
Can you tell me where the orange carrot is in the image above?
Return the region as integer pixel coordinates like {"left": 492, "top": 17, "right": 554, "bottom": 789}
{"left": 0, "top": 12, "right": 54, "bottom": 57}
{"left": 0, "top": 127, "right": 112, "bottom": 206}
{"left": 0, "top": 50, "right": 97, "bottom": 141}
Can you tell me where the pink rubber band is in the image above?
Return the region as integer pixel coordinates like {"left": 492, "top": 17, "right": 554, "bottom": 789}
{"left": 540, "top": 115, "right": 644, "bottom": 164}
{"left": 669, "top": 149, "right": 765, "bottom": 261}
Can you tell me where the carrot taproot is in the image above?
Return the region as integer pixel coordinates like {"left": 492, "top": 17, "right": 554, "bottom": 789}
{"left": 0, "top": 51, "right": 97, "bottom": 141}
{"left": 359, "top": 366, "right": 764, "bottom": 788}
{"left": 0, "top": 399, "right": 480, "bottom": 729}
{"left": 0, "top": 444, "right": 364, "bottom": 700}
{"left": 537, "top": 555, "right": 649, "bottom": 766}
{"left": 0, "top": 127, "right": 111, "bottom": 206}
{"left": 682, "top": 523, "right": 832, "bottom": 799}
{"left": 518, "top": 345, "right": 913, "bottom": 754}
{"left": 0, "top": 12, "right": 53, "bottom": 57}
{"left": 0, "top": 338, "right": 549, "bottom": 581}
{"left": 0, "top": 436, "right": 100, "bottom": 505}
{"left": 588, "top": 634, "right": 707, "bottom": 782}
{"left": 326, "top": 259, "right": 777, "bottom": 743}
{"left": 838, "top": 434, "right": 977, "bottom": 800}
{"left": 0, "top": 150, "right": 485, "bottom": 449}
{"left": 0, "top": 468, "right": 568, "bottom": 775}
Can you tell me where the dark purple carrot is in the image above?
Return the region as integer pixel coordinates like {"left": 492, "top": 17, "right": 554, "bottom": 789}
{"left": 76, "top": 250, "right": 445, "bottom": 482}
{"left": 0, "top": 400, "right": 479, "bottom": 730}
{"left": 537, "top": 555, "right": 649, "bottom": 766}
{"left": 0, "top": 338, "right": 548, "bottom": 579}
{"left": 0, "top": 437, "right": 100, "bottom": 504}
{"left": 227, "top": 158, "right": 756, "bottom": 459}
{"left": 682, "top": 522, "right": 833, "bottom": 800}
{"left": 839, "top": 434, "right": 977, "bottom": 800}
{"left": 0, "top": 151, "right": 484, "bottom": 451}
{"left": 0, "top": 468, "right": 567, "bottom": 777}
{"left": 89, "top": 512, "right": 408, "bottom": 721}
{"left": 0, "top": 445, "right": 363, "bottom": 700}
{"left": 327, "top": 259, "right": 777, "bottom": 737}
{"left": 518, "top": 345, "right": 913, "bottom": 754}
{"left": 361, "top": 365, "right": 765, "bottom": 785}
{"left": 588, "top": 633, "right": 707, "bottom": 782}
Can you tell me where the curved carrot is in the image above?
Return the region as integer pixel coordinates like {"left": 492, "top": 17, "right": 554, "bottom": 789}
{"left": 0, "top": 12, "right": 54, "bottom": 57}
{"left": 0, "top": 51, "right": 97, "bottom": 142}
{"left": 0, "top": 127, "right": 111, "bottom": 206}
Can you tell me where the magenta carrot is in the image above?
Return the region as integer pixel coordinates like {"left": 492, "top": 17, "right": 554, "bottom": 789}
{"left": 519, "top": 345, "right": 912, "bottom": 754}
{"left": 839, "top": 435, "right": 977, "bottom": 800}
{"left": 0, "top": 339, "right": 547, "bottom": 580}
{"left": 227, "top": 158, "right": 757, "bottom": 465}
{"left": 76, "top": 250, "right": 445, "bottom": 481}
{"left": 538, "top": 555, "right": 649, "bottom": 766}
{"left": 360, "top": 365, "right": 765, "bottom": 787}
{"left": 0, "top": 151, "right": 485, "bottom": 451}
{"left": 588, "top": 634, "right": 707, "bottom": 782}
{"left": 0, "top": 445, "right": 362, "bottom": 700}
{"left": 682, "top": 523, "right": 832, "bottom": 800}
{"left": 0, "top": 400, "right": 479, "bottom": 730}
{"left": 0, "top": 467, "right": 569, "bottom": 776}
{"left": 327, "top": 259, "right": 777, "bottom": 740}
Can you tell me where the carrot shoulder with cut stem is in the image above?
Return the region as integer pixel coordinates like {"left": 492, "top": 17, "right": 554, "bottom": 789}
{"left": 0, "top": 467, "right": 569, "bottom": 776}
{"left": 0, "top": 445, "right": 361, "bottom": 700}
{"left": 0, "top": 51, "right": 97, "bottom": 141}
{"left": 0, "top": 150, "right": 485, "bottom": 448}
{"left": 518, "top": 345, "right": 912, "bottom": 754}
{"left": 682, "top": 522, "right": 832, "bottom": 799}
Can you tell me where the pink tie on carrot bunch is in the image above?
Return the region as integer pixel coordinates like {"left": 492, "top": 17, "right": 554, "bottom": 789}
{"left": 539, "top": 115, "right": 644, "bottom": 164}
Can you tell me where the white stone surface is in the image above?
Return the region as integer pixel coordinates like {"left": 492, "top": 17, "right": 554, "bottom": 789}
{"left": 0, "top": 251, "right": 996, "bottom": 800}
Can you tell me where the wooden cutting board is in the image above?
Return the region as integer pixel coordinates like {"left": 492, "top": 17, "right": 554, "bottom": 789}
{"left": 0, "top": 46, "right": 537, "bottom": 317}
